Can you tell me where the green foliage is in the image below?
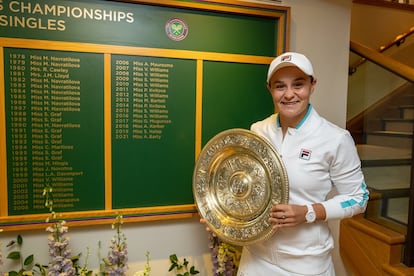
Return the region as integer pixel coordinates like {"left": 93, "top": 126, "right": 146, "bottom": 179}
{"left": 7, "top": 251, "right": 20, "bottom": 260}
{"left": 168, "top": 254, "right": 199, "bottom": 276}
{"left": 6, "top": 234, "right": 34, "bottom": 276}
{"left": 133, "top": 251, "right": 151, "bottom": 276}
{"left": 33, "top": 263, "right": 48, "bottom": 275}
{"left": 70, "top": 248, "right": 93, "bottom": 276}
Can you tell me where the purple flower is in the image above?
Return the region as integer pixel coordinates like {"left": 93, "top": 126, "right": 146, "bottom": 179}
{"left": 209, "top": 234, "right": 240, "bottom": 276}
{"left": 0, "top": 241, "right": 3, "bottom": 272}
{"left": 46, "top": 220, "right": 75, "bottom": 276}
{"left": 105, "top": 215, "right": 128, "bottom": 276}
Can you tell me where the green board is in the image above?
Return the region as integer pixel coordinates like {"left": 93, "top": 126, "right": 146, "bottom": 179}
{"left": 111, "top": 55, "right": 196, "bottom": 208}
{"left": 0, "top": 0, "right": 288, "bottom": 227}
{"left": 202, "top": 61, "right": 274, "bottom": 144}
{"left": 4, "top": 48, "right": 105, "bottom": 215}
{"left": 0, "top": 0, "right": 281, "bottom": 56}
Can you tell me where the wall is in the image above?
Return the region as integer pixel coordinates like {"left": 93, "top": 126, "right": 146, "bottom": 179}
{"left": 350, "top": 3, "right": 414, "bottom": 50}
{"left": 0, "top": 0, "right": 353, "bottom": 275}
{"left": 347, "top": 62, "right": 406, "bottom": 119}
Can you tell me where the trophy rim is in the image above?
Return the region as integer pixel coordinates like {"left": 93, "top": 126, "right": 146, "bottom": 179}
{"left": 193, "top": 128, "right": 289, "bottom": 246}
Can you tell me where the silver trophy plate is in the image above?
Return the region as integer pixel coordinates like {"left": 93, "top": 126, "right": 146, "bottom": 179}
{"left": 193, "top": 128, "right": 289, "bottom": 246}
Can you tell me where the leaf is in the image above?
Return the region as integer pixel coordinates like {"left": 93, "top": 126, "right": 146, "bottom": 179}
{"left": 6, "top": 240, "right": 16, "bottom": 247}
{"left": 71, "top": 254, "right": 81, "bottom": 266}
{"left": 183, "top": 258, "right": 189, "bottom": 266}
{"left": 7, "top": 251, "right": 21, "bottom": 260}
{"left": 17, "top": 234, "right": 23, "bottom": 245}
{"left": 169, "top": 254, "right": 178, "bottom": 263}
{"left": 190, "top": 266, "right": 200, "bottom": 275}
{"left": 24, "top": 254, "right": 34, "bottom": 266}
{"left": 102, "top": 257, "right": 112, "bottom": 266}
{"left": 34, "top": 263, "right": 48, "bottom": 273}
{"left": 168, "top": 263, "right": 177, "bottom": 272}
{"left": 8, "top": 271, "right": 18, "bottom": 276}
{"left": 71, "top": 253, "right": 81, "bottom": 262}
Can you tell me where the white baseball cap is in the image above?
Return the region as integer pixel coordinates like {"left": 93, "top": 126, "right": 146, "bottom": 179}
{"left": 267, "top": 52, "right": 314, "bottom": 83}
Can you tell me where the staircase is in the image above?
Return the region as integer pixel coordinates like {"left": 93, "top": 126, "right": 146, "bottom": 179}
{"left": 346, "top": 1, "right": 414, "bottom": 272}
{"left": 353, "top": 82, "right": 414, "bottom": 228}
{"left": 343, "top": 82, "right": 414, "bottom": 275}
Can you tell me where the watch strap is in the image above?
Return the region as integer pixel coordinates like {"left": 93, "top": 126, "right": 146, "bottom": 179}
{"left": 306, "top": 204, "right": 316, "bottom": 223}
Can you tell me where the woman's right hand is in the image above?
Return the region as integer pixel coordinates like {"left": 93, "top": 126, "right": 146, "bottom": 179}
{"left": 199, "top": 218, "right": 216, "bottom": 236}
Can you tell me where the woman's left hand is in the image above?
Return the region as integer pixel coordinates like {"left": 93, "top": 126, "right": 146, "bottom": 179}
{"left": 269, "top": 204, "right": 307, "bottom": 229}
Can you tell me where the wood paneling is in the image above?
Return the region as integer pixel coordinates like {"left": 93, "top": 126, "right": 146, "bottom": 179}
{"left": 340, "top": 214, "right": 414, "bottom": 275}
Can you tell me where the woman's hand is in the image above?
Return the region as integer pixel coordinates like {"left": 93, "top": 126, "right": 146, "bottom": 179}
{"left": 269, "top": 204, "right": 308, "bottom": 229}
{"left": 199, "top": 218, "right": 216, "bottom": 236}
{"left": 269, "top": 203, "right": 326, "bottom": 229}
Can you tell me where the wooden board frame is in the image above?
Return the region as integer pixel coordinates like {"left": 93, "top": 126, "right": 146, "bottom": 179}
{"left": 0, "top": 0, "right": 290, "bottom": 231}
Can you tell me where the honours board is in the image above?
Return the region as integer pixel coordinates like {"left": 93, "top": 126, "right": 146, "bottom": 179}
{"left": 5, "top": 48, "right": 105, "bottom": 216}
{"left": 0, "top": 0, "right": 289, "bottom": 229}
{"left": 111, "top": 55, "right": 197, "bottom": 208}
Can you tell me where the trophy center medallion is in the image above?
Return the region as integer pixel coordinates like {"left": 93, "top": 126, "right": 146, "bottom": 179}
{"left": 229, "top": 171, "right": 251, "bottom": 198}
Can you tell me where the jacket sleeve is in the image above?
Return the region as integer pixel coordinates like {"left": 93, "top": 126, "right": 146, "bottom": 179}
{"left": 321, "top": 132, "right": 370, "bottom": 220}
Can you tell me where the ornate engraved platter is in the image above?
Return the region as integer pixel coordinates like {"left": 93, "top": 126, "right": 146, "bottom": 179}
{"left": 193, "top": 128, "right": 289, "bottom": 246}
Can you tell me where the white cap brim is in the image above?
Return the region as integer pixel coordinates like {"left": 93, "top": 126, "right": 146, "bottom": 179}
{"left": 267, "top": 52, "right": 314, "bottom": 83}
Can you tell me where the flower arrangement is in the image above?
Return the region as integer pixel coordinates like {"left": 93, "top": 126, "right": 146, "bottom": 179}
{"left": 41, "top": 183, "right": 76, "bottom": 276}
{"left": 1, "top": 182, "right": 239, "bottom": 276}
{"left": 46, "top": 219, "right": 76, "bottom": 275}
{"left": 103, "top": 214, "right": 129, "bottom": 275}
{"left": 209, "top": 234, "right": 241, "bottom": 276}
{"left": 0, "top": 223, "right": 242, "bottom": 276}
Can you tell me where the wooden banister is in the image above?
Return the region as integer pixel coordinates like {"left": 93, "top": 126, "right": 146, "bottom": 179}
{"left": 350, "top": 40, "right": 414, "bottom": 82}
{"left": 353, "top": 0, "right": 414, "bottom": 11}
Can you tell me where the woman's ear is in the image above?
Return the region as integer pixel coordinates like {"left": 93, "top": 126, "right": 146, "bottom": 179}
{"left": 310, "top": 78, "right": 317, "bottom": 93}
{"left": 266, "top": 83, "right": 272, "bottom": 92}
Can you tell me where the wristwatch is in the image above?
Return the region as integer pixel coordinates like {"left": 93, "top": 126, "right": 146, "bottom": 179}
{"left": 305, "top": 204, "right": 316, "bottom": 223}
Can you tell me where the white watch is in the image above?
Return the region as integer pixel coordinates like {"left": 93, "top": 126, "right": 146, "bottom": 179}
{"left": 305, "top": 204, "right": 316, "bottom": 223}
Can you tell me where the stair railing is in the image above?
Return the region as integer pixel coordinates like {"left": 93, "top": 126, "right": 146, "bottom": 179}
{"left": 350, "top": 40, "right": 414, "bottom": 82}
{"left": 349, "top": 26, "right": 414, "bottom": 75}
{"left": 353, "top": 0, "right": 414, "bottom": 11}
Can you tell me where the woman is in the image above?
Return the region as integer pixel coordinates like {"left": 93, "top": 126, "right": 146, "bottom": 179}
{"left": 237, "top": 52, "right": 369, "bottom": 275}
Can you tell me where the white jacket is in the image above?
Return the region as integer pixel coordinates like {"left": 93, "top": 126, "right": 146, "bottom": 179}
{"left": 241, "top": 105, "right": 369, "bottom": 275}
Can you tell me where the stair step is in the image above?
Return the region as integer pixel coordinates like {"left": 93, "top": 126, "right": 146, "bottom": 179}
{"left": 365, "top": 118, "right": 383, "bottom": 131}
{"left": 362, "top": 165, "right": 411, "bottom": 190}
{"left": 384, "top": 105, "right": 414, "bottom": 119}
{"left": 357, "top": 144, "right": 411, "bottom": 161}
{"left": 357, "top": 144, "right": 411, "bottom": 226}
{"left": 340, "top": 215, "right": 407, "bottom": 276}
{"left": 369, "top": 187, "right": 410, "bottom": 226}
{"left": 386, "top": 197, "right": 409, "bottom": 225}
{"left": 393, "top": 95, "right": 414, "bottom": 105}
{"left": 366, "top": 131, "right": 413, "bottom": 149}
{"left": 383, "top": 118, "right": 414, "bottom": 132}
{"left": 400, "top": 105, "right": 414, "bottom": 119}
